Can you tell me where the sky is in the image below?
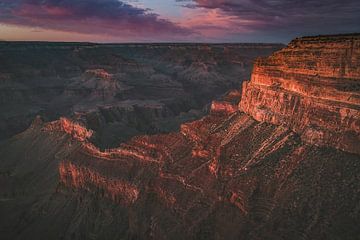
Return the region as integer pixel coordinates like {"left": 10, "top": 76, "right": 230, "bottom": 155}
{"left": 0, "top": 0, "right": 359, "bottom": 43}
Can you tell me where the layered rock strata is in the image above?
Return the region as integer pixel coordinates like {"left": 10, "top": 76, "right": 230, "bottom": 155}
{"left": 1, "top": 34, "right": 360, "bottom": 240}
{"left": 0, "top": 42, "right": 283, "bottom": 144}
{"left": 240, "top": 34, "right": 360, "bottom": 154}
{"left": 210, "top": 90, "right": 241, "bottom": 115}
{"left": 2, "top": 107, "right": 359, "bottom": 239}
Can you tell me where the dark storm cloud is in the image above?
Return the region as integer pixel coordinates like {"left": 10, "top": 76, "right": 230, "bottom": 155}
{"left": 0, "top": 0, "right": 191, "bottom": 38}
{"left": 179, "top": 0, "right": 360, "bottom": 41}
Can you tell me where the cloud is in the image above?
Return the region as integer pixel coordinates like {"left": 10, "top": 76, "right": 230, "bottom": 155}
{"left": 0, "top": 0, "right": 192, "bottom": 40}
{"left": 178, "top": 7, "right": 253, "bottom": 40}
{"left": 179, "top": 0, "right": 360, "bottom": 41}
{"left": 1, "top": 0, "right": 359, "bottom": 42}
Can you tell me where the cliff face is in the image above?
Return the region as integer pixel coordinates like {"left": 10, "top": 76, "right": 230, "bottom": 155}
{"left": 2, "top": 109, "right": 359, "bottom": 240}
{"left": 0, "top": 35, "right": 360, "bottom": 240}
{"left": 240, "top": 34, "right": 360, "bottom": 154}
{"left": 210, "top": 90, "right": 241, "bottom": 115}
{"left": 0, "top": 42, "right": 283, "bottom": 146}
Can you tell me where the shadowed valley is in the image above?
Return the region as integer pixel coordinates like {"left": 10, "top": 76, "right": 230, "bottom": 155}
{"left": 0, "top": 35, "right": 359, "bottom": 240}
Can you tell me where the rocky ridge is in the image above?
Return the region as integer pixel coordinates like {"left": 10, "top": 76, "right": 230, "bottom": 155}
{"left": 0, "top": 42, "right": 283, "bottom": 147}
{"left": 0, "top": 35, "right": 359, "bottom": 240}
{"left": 240, "top": 34, "right": 360, "bottom": 154}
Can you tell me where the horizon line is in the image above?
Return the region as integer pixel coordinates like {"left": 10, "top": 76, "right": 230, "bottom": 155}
{"left": 0, "top": 40, "right": 287, "bottom": 45}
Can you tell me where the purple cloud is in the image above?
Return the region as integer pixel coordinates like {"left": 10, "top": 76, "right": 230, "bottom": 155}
{"left": 180, "top": 0, "right": 360, "bottom": 41}
{"left": 0, "top": 0, "right": 191, "bottom": 39}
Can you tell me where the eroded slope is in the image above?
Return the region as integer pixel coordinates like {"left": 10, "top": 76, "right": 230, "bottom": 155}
{"left": 241, "top": 34, "right": 360, "bottom": 154}
{"left": 1, "top": 35, "right": 360, "bottom": 240}
{"left": 0, "top": 42, "right": 283, "bottom": 148}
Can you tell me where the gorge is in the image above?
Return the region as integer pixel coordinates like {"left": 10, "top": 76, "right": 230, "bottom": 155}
{"left": 0, "top": 34, "right": 359, "bottom": 240}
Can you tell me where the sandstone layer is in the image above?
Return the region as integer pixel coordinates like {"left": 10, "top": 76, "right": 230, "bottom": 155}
{"left": 0, "top": 35, "right": 360, "bottom": 240}
{"left": 0, "top": 42, "right": 283, "bottom": 147}
{"left": 1, "top": 106, "right": 359, "bottom": 240}
{"left": 240, "top": 34, "right": 360, "bottom": 154}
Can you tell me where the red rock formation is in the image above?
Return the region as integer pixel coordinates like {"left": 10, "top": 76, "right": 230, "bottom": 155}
{"left": 1, "top": 35, "right": 360, "bottom": 240}
{"left": 48, "top": 35, "right": 359, "bottom": 220}
{"left": 43, "top": 117, "right": 93, "bottom": 141}
{"left": 240, "top": 34, "right": 360, "bottom": 154}
{"left": 84, "top": 69, "right": 112, "bottom": 79}
{"left": 0, "top": 42, "right": 283, "bottom": 146}
{"left": 210, "top": 100, "right": 238, "bottom": 115}
{"left": 59, "top": 161, "right": 139, "bottom": 205}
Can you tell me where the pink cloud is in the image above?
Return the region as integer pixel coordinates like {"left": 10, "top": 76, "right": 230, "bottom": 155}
{"left": 0, "top": 0, "right": 192, "bottom": 41}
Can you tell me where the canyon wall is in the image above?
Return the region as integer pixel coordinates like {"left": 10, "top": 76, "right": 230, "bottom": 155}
{"left": 0, "top": 42, "right": 283, "bottom": 146}
{"left": 240, "top": 34, "right": 360, "bottom": 154}
{"left": 1, "top": 35, "right": 360, "bottom": 240}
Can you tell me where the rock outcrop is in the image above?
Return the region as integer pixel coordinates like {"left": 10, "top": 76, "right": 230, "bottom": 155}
{"left": 43, "top": 118, "right": 93, "bottom": 141}
{"left": 210, "top": 90, "right": 241, "bottom": 115}
{"left": 0, "top": 35, "right": 359, "bottom": 240}
{"left": 240, "top": 34, "right": 360, "bottom": 154}
{"left": 0, "top": 42, "right": 283, "bottom": 145}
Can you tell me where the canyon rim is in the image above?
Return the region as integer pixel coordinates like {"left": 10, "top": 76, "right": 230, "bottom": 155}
{"left": 0, "top": 33, "right": 359, "bottom": 240}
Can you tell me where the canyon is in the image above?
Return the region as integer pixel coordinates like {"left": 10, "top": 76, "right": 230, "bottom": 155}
{"left": 241, "top": 34, "right": 360, "bottom": 154}
{"left": 0, "top": 34, "right": 360, "bottom": 240}
{"left": 0, "top": 42, "right": 282, "bottom": 148}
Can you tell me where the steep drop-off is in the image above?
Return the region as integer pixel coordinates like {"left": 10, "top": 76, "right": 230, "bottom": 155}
{"left": 241, "top": 34, "right": 360, "bottom": 154}
{"left": 0, "top": 35, "right": 360, "bottom": 240}
{"left": 0, "top": 42, "right": 283, "bottom": 148}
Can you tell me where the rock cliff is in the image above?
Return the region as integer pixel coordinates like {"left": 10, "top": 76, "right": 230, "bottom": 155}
{"left": 240, "top": 34, "right": 360, "bottom": 154}
{"left": 0, "top": 42, "right": 283, "bottom": 146}
{"left": 0, "top": 35, "right": 359, "bottom": 240}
